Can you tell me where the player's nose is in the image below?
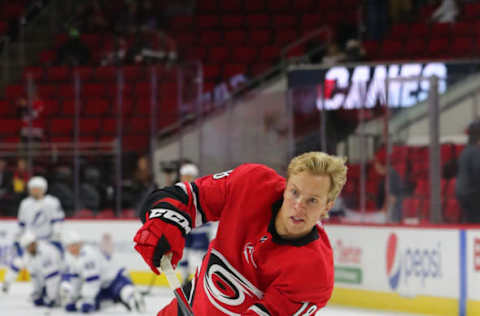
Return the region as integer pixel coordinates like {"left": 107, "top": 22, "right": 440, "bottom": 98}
{"left": 293, "top": 199, "right": 306, "bottom": 213}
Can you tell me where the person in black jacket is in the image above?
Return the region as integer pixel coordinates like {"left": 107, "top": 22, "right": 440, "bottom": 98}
{"left": 456, "top": 120, "right": 480, "bottom": 223}
{"left": 0, "top": 158, "right": 14, "bottom": 216}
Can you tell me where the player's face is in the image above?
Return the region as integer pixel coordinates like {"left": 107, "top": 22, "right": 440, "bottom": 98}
{"left": 180, "top": 174, "right": 196, "bottom": 182}
{"left": 26, "top": 242, "right": 37, "bottom": 256}
{"left": 67, "top": 243, "right": 81, "bottom": 257}
{"left": 276, "top": 172, "right": 334, "bottom": 239}
{"left": 29, "top": 187, "right": 45, "bottom": 200}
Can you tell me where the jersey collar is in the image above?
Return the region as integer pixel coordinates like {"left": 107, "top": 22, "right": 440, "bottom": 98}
{"left": 268, "top": 199, "right": 319, "bottom": 247}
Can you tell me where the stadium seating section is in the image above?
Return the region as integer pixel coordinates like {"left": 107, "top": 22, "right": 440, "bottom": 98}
{"left": 1, "top": 0, "right": 361, "bottom": 151}
{"left": 344, "top": 144, "right": 464, "bottom": 223}
{"left": 0, "top": 0, "right": 473, "bottom": 220}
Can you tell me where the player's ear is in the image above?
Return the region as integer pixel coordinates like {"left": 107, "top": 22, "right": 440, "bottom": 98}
{"left": 325, "top": 200, "right": 335, "bottom": 212}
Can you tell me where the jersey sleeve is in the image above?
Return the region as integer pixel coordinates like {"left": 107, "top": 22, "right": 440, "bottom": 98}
{"left": 49, "top": 197, "right": 65, "bottom": 240}
{"left": 139, "top": 164, "right": 280, "bottom": 233}
{"left": 138, "top": 170, "right": 229, "bottom": 228}
{"left": 16, "top": 200, "right": 27, "bottom": 234}
{"left": 49, "top": 196, "right": 65, "bottom": 222}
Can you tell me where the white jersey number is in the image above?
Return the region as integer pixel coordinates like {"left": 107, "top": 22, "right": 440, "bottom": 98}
{"left": 213, "top": 170, "right": 233, "bottom": 180}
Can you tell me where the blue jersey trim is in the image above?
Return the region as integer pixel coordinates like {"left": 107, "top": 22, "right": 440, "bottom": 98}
{"left": 45, "top": 271, "right": 60, "bottom": 279}
{"left": 85, "top": 275, "right": 100, "bottom": 282}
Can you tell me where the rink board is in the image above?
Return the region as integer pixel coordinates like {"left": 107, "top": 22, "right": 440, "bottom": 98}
{"left": 326, "top": 224, "right": 480, "bottom": 316}
{"left": 1, "top": 219, "right": 480, "bottom": 315}
{"left": 467, "top": 229, "right": 480, "bottom": 315}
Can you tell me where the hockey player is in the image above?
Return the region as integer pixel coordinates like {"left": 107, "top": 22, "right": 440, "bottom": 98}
{"left": 8, "top": 231, "right": 63, "bottom": 308}
{"left": 1, "top": 176, "right": 65, "bottom": 293}
{"left": 133, "top": 152, "right": 347, "bottom": 315}
{"left": 60, "top": 231, "right": 145, "bottom": 313}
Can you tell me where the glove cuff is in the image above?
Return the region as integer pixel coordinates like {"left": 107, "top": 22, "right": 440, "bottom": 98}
{"left": 148, "top": 208, "right": 192, "bottom": 237}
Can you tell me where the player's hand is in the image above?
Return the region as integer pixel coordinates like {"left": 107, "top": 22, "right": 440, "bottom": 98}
{"left": 133, "top": 211, "right": 188, "bottom": 274}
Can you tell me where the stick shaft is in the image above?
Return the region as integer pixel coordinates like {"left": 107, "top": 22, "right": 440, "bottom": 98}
{"left": 160, "top": 256, "right": 194, "bottom": 316}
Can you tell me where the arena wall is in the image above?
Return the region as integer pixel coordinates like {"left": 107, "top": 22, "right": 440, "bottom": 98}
{"left": 1, "top": 219, "right": 479, "bottom": 315}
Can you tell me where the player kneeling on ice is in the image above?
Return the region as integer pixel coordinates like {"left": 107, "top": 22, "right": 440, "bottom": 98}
{"left": 60, "top": 231, "right": 145, "bottom": 313}
{"left": 4, "top": 231, "right": 63, "bottom": 308}
{"left": 133, "top": 152, "right": 347, "bottom": 315}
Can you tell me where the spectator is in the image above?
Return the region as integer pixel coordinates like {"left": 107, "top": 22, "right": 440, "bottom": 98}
{"left": 344, "top": 39, "right": 366, "bottom": 62}
{"left": 100, "top": 35, "right": 129, "bottom": 66}
{"left": 321, "top": 42, "right": 347, "bottom": 66}
{"left": 12, "top": 158, "right": 30, "bottom": 197}
{"left": 373, "top": 148, "right": 405, "bottom": 223}
{"left": 456, "top": 120, "right": 480, "bottom": 223}
{"left": 126, "top": 30, "right": 150, "bottom": 64}
{"left": 56, "top": 28, "right": 91, "bottom": 66}
{"left": 49, "top": 166, "right": 75, "bottom": 216}
{"left": 364, "top": 0, "right": 389, "bottom": 41}
{"left": 11, "top": 157, "right": 30, "bottom": 217}
{"left": 80, "top": 166, "right": 102, "bottom": 213}
{"left": 126, "top": 29, "right": 177, "bottom": 65}
{"left": 0, "top": 158, "right": 14, "bottom": 216}
{"left": 130, "top": 155, "right": 154, "bottom": 210}
{"left": 16, "top": 91, "right": 45, "bottom": 143}
{"left": 153, "top": 29, "right": 178, "bottom": 64}
{"left": 430, "top": 0, "right": 458, "bottom": 23}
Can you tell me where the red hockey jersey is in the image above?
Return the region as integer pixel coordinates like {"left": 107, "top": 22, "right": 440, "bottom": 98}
{"left": 142, "top": 164, "right": 334, "bottom": 316}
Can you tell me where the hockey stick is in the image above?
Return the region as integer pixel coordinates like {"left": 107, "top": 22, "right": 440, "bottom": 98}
{"left": 160, "top": 255, "right": 194, "bottom": 316}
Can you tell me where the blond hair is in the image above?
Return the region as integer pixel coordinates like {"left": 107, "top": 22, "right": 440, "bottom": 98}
{"left": 287, "top": 152, "right": 347, "bottom": 202}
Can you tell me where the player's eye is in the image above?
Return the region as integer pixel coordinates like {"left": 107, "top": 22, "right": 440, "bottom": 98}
{"left": 308, "top": 198, "right": 318, "bottom": 204}
{"left": 291, "top": 189, "right": 298, "bottom": 196}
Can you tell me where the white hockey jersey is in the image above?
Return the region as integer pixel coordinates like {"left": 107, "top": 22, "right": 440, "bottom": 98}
{"left": 25, "top": 240, "right": 64, "bottom": 304}
{"left": 17, "top": 195, "right": 64, "bottom": 240}
{"left": 63, "top": 244, "right": 122, "bottom": 304}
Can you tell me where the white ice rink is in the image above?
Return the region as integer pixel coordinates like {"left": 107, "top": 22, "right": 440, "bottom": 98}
{"left": 0, "top": 283, "right": 429, "bottom": 316}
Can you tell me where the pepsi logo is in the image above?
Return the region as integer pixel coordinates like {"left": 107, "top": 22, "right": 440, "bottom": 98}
{"left": 385, "top": 232, "right": 442, "bottom": 292}
{"left": 386, "top": 233, "right": 401, "bottom": 290}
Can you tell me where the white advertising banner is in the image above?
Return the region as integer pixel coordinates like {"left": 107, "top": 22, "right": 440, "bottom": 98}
{"left": 467, "top": 229, "right": 480, "bottom": 301}
{"left": 325, "top": 225, "right": 460, "bottom": 299}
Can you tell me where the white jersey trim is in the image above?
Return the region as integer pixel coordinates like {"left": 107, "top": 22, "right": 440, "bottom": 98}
{"left": 248, "top": 305, "right": 270, "bottom": 316}
{"left": 175, "top": 182, "right": 204, "bottom": 228}
{"left": 292, "top": 302, "right": 309, "bottom": 316}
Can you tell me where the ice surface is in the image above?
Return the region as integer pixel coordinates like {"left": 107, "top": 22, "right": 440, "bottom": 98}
{"left": 1, "top": 283, "right": 428, "bottom": 316}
